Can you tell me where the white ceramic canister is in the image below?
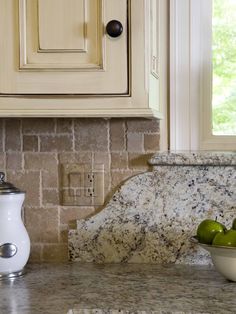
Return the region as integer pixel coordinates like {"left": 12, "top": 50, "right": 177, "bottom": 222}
{"left": 0, "top": 172, "right": 30, "bottom": 279}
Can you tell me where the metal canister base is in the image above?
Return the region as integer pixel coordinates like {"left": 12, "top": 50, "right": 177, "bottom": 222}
{"left": 0, "top": 269, "right": 25, "bottom": 280}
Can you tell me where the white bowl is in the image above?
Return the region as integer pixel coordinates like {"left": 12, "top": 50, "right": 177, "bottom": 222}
{"left": 191, "top": 237, "right": 236, "bottom": 282}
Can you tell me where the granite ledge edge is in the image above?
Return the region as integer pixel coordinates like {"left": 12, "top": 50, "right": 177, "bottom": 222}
{"left": 148, "top": 151, "right": 236, "bottom": 166}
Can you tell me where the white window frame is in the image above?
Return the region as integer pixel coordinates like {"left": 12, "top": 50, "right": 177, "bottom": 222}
{"left": 169, "top": 0, "right": 236, "bottom": 151}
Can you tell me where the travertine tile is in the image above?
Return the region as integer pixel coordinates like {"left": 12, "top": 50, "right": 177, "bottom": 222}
{"left": 111, "top": 152, "right": 128, "bottom": 170}
{"left": 24, "top": 207, "right": 59, "bottom": 243}
{"left": 128, "top": 153, "right": 153, "bottom": 170}
{"left": 144, "top": 134, "right": 160, "bottom": 151}
{"left": 74, "top": 119, "right": 109, "bottom": 151}
{"left": 24, "top": 153, "right": 58, "bottom": 171}
{"left": 5, "top": 119, "right": 21, "bottom": 152}
{"left": 6, "top": 153, "right": 23, "bottom": 170}
{"left": 94, "top": 152, "right": 110, "bottom": 170}
{"left": 7, "top": 171, "right": 40, "bottom": 207}
{"left": 127, "top": 118, "right": 160, "bottom": 133}
{"left": 23, "top": 135, "right": 39, "bottom": 152}
{"left": 56, "top": 118, "right": 73, "bottom": 134}
{"left": 42, "top": 189, "right": 59, "bottom": 206}
{"left": 0, "top": 153, "right": 5, "bottom": 169}
{"left": 58, "top": 152, "right": 92, "bottom": 164}
{"left": 42, "top": 170, "right": 58, "bottom": 189}
{"left": 111, "top": 170, "right": 136, "bottom": 189}
{"left": 42, "top": 244, "right": 68, "bottom": 262}
{"left": 127, "top": 133, "right": 143, "bottom": 152}
{"left": 40, "top": 135, "right": 73, "bottom": 152}
{"left": 29, "top": 244, "right": 42, "bottom": 263}
{"left": 110, "top": 119, "right": 126, "bottom": 151}
{"left": 59, "top": 224, "right": 70, "bottom": 243}
{"left": 22, "top": 119, "right": 55, "bottom": 134}
{"left": 60, "top": 207, "right": 95, "bottom": 225}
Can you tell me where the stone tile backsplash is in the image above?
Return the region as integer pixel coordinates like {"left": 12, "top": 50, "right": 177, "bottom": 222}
{"left": 0, "top": 118, "right": 160, "bottom": 262}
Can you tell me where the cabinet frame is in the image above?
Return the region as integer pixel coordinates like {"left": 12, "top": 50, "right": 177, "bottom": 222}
{"left": 0, "top": 0, "right": 167, "bottom": 118}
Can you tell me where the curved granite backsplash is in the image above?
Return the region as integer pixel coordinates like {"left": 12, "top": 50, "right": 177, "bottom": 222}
{"left": 68, "top": 152, "right": 236, "bottom": 264}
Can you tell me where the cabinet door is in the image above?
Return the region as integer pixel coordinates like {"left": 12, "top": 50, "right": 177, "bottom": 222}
{"left": 0, "top": 0, "right": 128, "bottom": 95}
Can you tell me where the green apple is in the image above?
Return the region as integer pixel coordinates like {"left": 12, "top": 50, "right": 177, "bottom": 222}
{"left": 196, "top": 219, "right": 225, "bottom": 244}
{"left": 212, "top": 229, "right": 236, "bottom": 247}
{"left": 232, "top": 218, "right": 236, "bottom": 230}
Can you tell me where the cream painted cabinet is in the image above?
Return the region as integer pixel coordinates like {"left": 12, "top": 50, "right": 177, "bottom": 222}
{"left": 0, "top": 0, "right": 168, "bottom": 117}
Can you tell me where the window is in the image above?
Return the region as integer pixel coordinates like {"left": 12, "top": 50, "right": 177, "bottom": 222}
{"left": 212, "top": 0, "right": 236, "bottom": 136}
{"left": 170, "top": 0, "right": 236, "bottom": 150}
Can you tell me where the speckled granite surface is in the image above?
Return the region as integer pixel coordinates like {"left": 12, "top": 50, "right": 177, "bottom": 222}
{"left": 0, "top": 263, "right": 236, "bottom": 314}
{"left": 149, "top": 151, "right": 236, "bottom": 166}
{"left": 69, "top": 152, "right": 236, "bottom": 264}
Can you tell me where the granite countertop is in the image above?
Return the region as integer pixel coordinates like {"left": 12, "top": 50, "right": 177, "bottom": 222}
{"left": 0, "top": 263, "right": 236, "bottom": 314}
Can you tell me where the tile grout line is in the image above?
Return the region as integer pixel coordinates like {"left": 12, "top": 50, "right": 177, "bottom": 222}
{"left": 21, "top": 120, "right": 25, "bottom": 171}
{"left": 124, "top": 119, "right": 128, "bottom": 151}
{"left": 39, "top": 170, "right": 43, "bottom": 208}
{"left": 72, "top": 118, "right": 75, "bottom": 152}
{"left": 55, "top": 148, "right": 61, "bottom": 244}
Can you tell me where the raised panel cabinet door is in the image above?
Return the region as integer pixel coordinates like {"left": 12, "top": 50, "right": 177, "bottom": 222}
{"left": 0, "top": 0, "right": 128, "bottom": 94}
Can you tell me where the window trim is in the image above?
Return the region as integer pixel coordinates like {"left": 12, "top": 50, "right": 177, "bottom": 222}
{"left": 169, "top": 0, "right": 236, "bottom": 151}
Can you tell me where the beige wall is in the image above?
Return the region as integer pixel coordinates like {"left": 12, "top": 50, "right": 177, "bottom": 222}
{"left": 0, "top": 118, "right": 160, "bottom": 262}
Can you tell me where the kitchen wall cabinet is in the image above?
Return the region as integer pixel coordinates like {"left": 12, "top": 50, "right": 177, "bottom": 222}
{"left": 0, "top": 0, "right": 168, "bottom": 118}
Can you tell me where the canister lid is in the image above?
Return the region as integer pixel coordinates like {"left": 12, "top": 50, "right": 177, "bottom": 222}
{"left": 0, "top": 172, "right": 24, "bottom": 195}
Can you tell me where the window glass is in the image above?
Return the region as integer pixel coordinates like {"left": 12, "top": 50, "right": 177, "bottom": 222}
{"left": 212, "top": 0, "right": 236, "bottom": 135}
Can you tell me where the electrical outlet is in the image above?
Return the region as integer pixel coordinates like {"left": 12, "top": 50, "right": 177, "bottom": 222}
{"left": 85, "top": 187, "right": 95, "bottom": 197}
{"left": 60, "top": 163, "right": 104, "bottom": 206}
{"left": 84, "top": 170, "right": 104, "bottom": 202}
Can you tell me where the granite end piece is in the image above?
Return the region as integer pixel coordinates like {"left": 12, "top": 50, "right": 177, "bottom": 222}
{"left": 149, "top": 151, "right": 236, "bottom": 166}
{"left": 69, "top": 164, "right": 236, "bottom": 264}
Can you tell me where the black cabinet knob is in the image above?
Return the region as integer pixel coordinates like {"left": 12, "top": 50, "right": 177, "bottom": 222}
{"left": 106, "top": 20, "right": 123, "bottom": 38}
